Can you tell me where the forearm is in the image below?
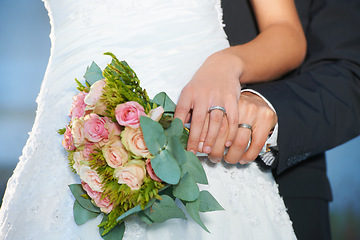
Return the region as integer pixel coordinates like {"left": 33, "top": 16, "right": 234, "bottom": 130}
{"left": 225, "top": 22, "right": 306, "bottom": 84}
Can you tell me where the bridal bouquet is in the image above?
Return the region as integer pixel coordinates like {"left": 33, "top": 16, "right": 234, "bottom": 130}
{"left": 59, "top": 53, "right": 223, "bottom": 239}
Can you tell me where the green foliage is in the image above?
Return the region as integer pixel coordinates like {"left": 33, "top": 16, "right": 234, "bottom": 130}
{"left": 185, "top": 200, "right": 209, "bottom": 233}
{"left": 99, "top": 215, "right": 126, "bottom": 240}
{"left": 69, "top": 184, "right": 101, "bottom": 213}
{"left": 101, "top": 52, "right": 151, "bottom": 121}
{"left": 84, "top": 61, "right": 104, "bottom": 85}
{"left": 144, "top": 195, "right": 187, "bottom": 223}
{"left": 140, "top": 116, "right": 167, "bottom": 155}
{"left": 57, "top": 127, "right": 66, "bottom": 135}
{"left": 75, "top": 78, "right": 90, "bottom": 93}
{"left": 73, "top": 200, "right": 100, "bottom": 225}
{"left": 173, "top": 173, "right": 199, "bottom": 202}
{"left": 152, "top": 92, "right": 176, "bottom": 115}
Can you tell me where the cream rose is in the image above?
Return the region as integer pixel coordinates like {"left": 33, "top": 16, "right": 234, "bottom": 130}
{"left": 148, "top": 106, "right": 164, "bottom": 122}
{"left": 121, "top": 127, "right": 151, "bottom": 158}
{"left": 114, "top": 160, "right": 146, "bottom": 190}
{"left": 71, "top": 118, "right": 86, "bottom": 147}
{"left": 79, "top": 165, "right": 103, "bottom": 192}
{"left": 102, "top": 139, "right": 129, "bottom": 168}
{"left": 84, "top": 79, "right": 106, "bottom": 108}
{"left": 72, "top": 150, "right": 85, "bottom": 173}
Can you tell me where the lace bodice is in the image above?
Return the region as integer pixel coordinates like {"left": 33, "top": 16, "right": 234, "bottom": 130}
{"left": 0, "top": 0, "right": 296, "bottom": 239}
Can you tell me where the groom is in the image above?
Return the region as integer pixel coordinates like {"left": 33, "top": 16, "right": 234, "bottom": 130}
{"left": 221, "top": 0, "right": 360, "bottom": 239}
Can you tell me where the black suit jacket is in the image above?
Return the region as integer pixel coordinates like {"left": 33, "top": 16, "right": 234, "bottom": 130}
{"left": 222, "top": 0, "right": 360, "bottom": 201}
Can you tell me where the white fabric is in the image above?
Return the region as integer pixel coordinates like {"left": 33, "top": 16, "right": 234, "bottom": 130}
{"left": 0, "top": 0, "right": 296, "bottom": 239}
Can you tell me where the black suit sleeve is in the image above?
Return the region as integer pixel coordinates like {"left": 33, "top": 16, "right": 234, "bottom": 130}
{"left": 248, "top": 0, "right": 360, "bottom": 174}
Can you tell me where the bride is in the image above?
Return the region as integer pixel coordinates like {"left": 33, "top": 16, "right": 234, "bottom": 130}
{"left": 0, "top": 0, "right": 305, "bottom": 239}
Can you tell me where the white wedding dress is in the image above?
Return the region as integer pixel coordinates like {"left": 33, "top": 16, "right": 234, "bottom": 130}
{"left": 0, "top": 0, "right": 297, "bottom": 239}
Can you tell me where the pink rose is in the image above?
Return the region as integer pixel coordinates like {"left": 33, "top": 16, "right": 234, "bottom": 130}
{"left": 148, "top": 106, "right": 164, "bottom": 122}
{"left": 79, "top": 165, "right": 103, "bottom": 192}
{"left": 81, "top": 182, "right": 114, "bottom": 213}
{"left": 121, "top": 127, "right": 151, "bottom": 158}
{"left": 71, "top": 118, "right": 86, "bottom": 147}
{"left": 83, "top": 113, "right": 109, "bottom": 143}
{"left": 114, "top": 160, "right": 146, "bottom": 190}
{"left": 70, "top": 92, "right": 87, "bottom": 120}
{"left": 62, "top": 126, "right": 76, "bottom": 151}
{"left": 146, "top": 159, "right": 162, "bottom": 182}
{"left": 84, "top": 80, "right": 106, "bottom": 108}
{"left": 102, "top": 139, "right": 129, "bottom": 168}
{"left": 115, "top": 101, "right": 146, "bottom": 128}
{"left": 83, "top": 142, "right": 97, "bottom": 160}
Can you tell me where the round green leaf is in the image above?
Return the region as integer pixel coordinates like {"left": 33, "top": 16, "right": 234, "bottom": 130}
{"left": 181, "top": 151, "right": 208, "bottom": 184}
{"left": 167, "top": 136, "right": 186, "bottom": 165}
{"left": 73, "top": 200, "right": 100, "bottom": 226}
{"left": 152, "top": 92, "right": 176, "bottom": 113}
{"left": 185, "top": 200, "right": 209, "bottom": 233}
{"left": 173, "top": 173, "right": 199, "bottom": 202}
{"left": 151, "top": 149, "right": 181, "bottom": 185}
{"left": 198, "top": 190, "right": 224, "bottom": 212}
{"left": 165, "top": 118, "right": 184, "bottom": 138}
{"left": 144, "top": 195, "right": 186, "bottom": 223}
{"left": 140, "top": 116, "right": 167, "bottom": 155}
{"left": 69, "top": 184, "right": 101, "bottom": 213}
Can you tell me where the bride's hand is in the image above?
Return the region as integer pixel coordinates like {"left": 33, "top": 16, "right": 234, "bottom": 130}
{"left": 174, "top": 51, "right": 242, "bottom": 155}
{"left": 208, "top": 91, "right": 277, "bottom": 164}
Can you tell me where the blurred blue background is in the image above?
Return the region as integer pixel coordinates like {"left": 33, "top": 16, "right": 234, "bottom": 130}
{"left": 0, "top": 0, "right": 359, "bottom": 239}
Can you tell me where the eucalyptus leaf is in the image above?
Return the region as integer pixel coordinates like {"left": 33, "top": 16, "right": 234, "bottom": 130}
{"left": 138, "top": 211, "right": 154, "bottom": 225}
{"left": 166, "top": 136, "right": 186, "bottom": 165}
{"left": 116, "top": 198, "right": 156, "bottom": 222}
{"left": 165, "top": 118, "right": 183, "bottom": 138}
{"left": 99, "top": 218, "right": 125, "bottom": 240}
{"left": 144, "top": 195, "right": 186, "bottom": 223}
{"left": 73, "top": 200, "right": 100, "bottom": 226}
{"left": 69, "top": 184, "right": 101, "bottom": 213}
{"left": 173, "top": 173, "right": 199, "bottom": 202}
{"left": 179, "top": 127, "right": 189, "bottom": 149}
{"left": 185, "top": 200, "right": 209, "bottom": 233}
{"left": 181, "top": 151, "right": 208, "bottom": 184}
{"left": 152, "top": 92, "right": 176, "bottom": 113}
{"left": 151, "top": 149, "right": 181, "bottom": 185}
{"left": 140, "top": 116, "right": 167, "bottom": 155}
{"left": 198, "top": 190, "right": 224, "bottom": 212}
{"left": 84, "top": 61, "right": 103, "bottom": 86}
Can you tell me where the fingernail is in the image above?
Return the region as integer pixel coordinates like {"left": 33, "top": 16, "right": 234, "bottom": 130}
{"left": 240, "top": 160, "right": 246, "bottom": 165}
{"left": 208, "top": 156, "right": 221, "bottom": 163}
{"left": 225, "top": 141, "right": 232, "bottom": 147}
{"left": 197, "top": 141, "right": 204, "bottom": 152}
{"left": 204, "top": 146, "right": 211, "bottom": 154}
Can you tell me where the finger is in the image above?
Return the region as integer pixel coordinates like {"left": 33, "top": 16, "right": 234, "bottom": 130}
{"left": 224, "top": 100, "right": 239, "bottom": 147}
{"left": 174, "top": 90, "right": 192, "bottom": 126}
{"left": 208, "top": 115, "right": 228, "bottom": 163}
{"left": 186, "top": 103, "right": 208, "bottom": 154}
{"left": 240, "top": 121, "right": 271, "bottom": 163}
{"left": 224, "top": 126, "right": 252, "bottom": 164}
{"left": 197, "top": 113, "right": 210, "bottom": 153}
{"left": 203, "top": 109, "right": 225, "bottom": 154}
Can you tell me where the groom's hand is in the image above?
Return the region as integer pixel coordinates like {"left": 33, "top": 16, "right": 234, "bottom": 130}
{"left": 208, "top": 91, "right": 277, "bottom": 164}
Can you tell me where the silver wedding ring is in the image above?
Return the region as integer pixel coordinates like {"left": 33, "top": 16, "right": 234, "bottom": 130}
{"left": 238, "top": 123, "right": 253, "bottom": 133}
{"left": 208, "top": 106, "right": 227, "bottom": 115}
